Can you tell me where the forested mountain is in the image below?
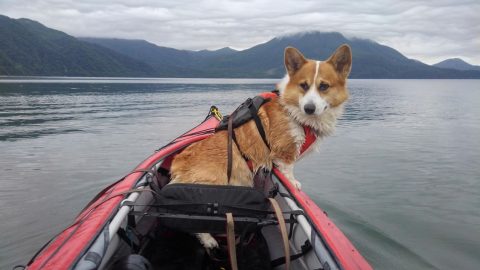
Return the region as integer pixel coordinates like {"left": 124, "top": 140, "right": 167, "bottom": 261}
{"left": 0, "top": 15, "right": 155, "bottom": 76}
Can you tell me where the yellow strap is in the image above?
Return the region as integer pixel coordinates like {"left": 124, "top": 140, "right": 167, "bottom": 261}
{"left": 226, "top": 213, "right": 238, "bottom": 270}
{"left": 269, "top": 198, "right": 290, "bottom": 270}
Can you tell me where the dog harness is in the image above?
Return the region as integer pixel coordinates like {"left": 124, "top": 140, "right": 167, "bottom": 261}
{"left": 216, "top": 91, "right": 317, "bottom": 182}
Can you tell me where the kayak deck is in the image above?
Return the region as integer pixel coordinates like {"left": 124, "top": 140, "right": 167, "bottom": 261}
{"left": 97, "top": 163, "right": 329, "bottom": 270}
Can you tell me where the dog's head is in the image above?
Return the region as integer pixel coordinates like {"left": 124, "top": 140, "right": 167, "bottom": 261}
{"left": 279, "top": 45, "right": 352, "bottom": 124}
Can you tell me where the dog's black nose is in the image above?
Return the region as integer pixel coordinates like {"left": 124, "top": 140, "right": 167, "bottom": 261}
{"left": 304, "top": 103, "right": 316, "bottom": 115}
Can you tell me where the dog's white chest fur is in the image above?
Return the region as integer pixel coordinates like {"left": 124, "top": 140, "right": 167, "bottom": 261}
{"left": 287, "top": 119, "right": 306, "bottom": 155}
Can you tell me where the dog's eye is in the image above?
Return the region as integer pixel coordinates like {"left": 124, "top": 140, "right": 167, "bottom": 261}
{"left": 319, "top": 83, "right": 329, "bottom": 91}
{"left": 299, "top": 82, "right": 309, "bottom": 91}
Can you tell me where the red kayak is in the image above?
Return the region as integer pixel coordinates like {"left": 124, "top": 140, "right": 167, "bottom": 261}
{"left": 23, "top": 97, "right": 372, "bottom": 270}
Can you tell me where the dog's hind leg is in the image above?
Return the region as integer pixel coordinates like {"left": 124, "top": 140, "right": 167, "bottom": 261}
{"left": 196, "top": 233, "right": 219, "bottom": 249}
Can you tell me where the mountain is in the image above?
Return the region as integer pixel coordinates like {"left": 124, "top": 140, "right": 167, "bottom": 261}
{"left": 195, "top": 47, "right": 238, "bottom": 57}
{"left": 78, "top": 38, "right": 209, "bottom": 77}
{"left": 1, "top": 14, "right": 480, "bottom": 78}
{"left": 433, "top": 58, "right": 480, "bottom": 71}
{"left": 78, "top": 38, "right": 239, "bottom": 77}
{"left": 0, "top": 15, "right": 155, "bottom": 76}
{"left": 82, "top": 32, "right": 480, "bottom": 78}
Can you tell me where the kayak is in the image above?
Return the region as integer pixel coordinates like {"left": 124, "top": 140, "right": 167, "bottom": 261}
{"left": 22, "top": 103, "right": 372, "bottom": 270}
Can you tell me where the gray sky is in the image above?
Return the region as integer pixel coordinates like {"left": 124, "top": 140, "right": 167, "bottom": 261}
{"left": 1, "top": 0, "right": 479, "bottom": 64}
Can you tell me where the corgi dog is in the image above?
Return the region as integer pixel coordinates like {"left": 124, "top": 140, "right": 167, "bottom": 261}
{"left": 170, "top": 44, "right": 352, "bottom": 248}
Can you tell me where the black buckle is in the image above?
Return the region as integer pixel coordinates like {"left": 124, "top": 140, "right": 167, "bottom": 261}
{"left": 207, "top": 202, "right": 219, "bottom": 215}
{"left": 268, "top": 183, "right": 279, "bottom": 198}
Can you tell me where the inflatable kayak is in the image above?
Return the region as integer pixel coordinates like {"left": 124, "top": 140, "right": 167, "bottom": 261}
{"left": 22, "top": 99, "right": 372, "bottom": 270}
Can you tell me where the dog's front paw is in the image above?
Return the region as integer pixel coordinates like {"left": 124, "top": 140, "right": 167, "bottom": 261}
{"left": 292, "top": 179, "right": 302, "bottom": 190}
{"left": 196, "top": 233, "right": 219, "bottom": 249}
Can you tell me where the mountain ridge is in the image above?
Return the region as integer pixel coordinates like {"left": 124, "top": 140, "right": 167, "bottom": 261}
{"left": 1, "top": 14, "right": 479, "bottom": 78}
{"left": 82, "top": 32, "right": 480, "bottom": 78}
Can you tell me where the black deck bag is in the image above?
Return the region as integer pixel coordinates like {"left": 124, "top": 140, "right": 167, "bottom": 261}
{"left": 154, "top": 183, "right": 273, "bottom": 234}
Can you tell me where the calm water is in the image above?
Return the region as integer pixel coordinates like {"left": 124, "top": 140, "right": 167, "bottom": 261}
{"left": 0, "top": 78, "right": 479, "bottom": 269}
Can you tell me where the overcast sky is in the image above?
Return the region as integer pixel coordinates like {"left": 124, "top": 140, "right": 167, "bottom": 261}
{"left": 1, "top": 0, "right": 479, "bottom": 64}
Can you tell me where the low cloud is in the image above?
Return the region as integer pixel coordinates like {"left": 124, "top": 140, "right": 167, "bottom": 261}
{"left": 1, "top": 0, "right": 478, "bottom": 64}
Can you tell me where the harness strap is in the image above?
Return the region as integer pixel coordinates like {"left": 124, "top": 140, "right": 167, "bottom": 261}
{"left": 226, "top": 213, "right": 238, "bottom": 270}
{"left": 248, "top": 103, "right": 270, "bottom": 149}
{"left": 268, "top": 198, "right": 290, "bottom": 270}
{"left": 271, "top": 240, "right": 312, "bottom": 268}
{"left": 227, "top": 115, "right": 234, "bottom": 183}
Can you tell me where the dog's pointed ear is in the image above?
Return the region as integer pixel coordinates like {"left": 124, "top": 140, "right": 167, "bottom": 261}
{"left": 284, "top": 47, "right": 307, "bottom": 76}
{"left": 327, "top": 44, "right": 352, "bottom": 79}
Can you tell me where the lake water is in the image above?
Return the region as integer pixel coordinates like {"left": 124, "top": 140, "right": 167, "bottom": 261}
{"left": 0, "top": 78, "right": 479, "bottom": 270}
